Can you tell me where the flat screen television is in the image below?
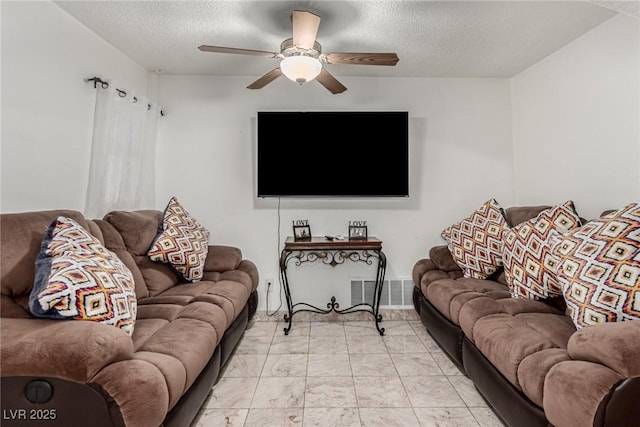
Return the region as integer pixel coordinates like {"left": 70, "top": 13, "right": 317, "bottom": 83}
{"left": 257, "top": 111, "right": 409, "bottom": 197}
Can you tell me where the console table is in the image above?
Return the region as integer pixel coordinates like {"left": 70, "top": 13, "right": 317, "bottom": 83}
{"left": 279, "top": 236, "right": 387, "bottom": 336}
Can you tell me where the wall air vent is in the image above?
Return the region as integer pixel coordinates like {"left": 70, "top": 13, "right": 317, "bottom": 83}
{"left": 350, "top": 278, "right": 414, "bottom": 307}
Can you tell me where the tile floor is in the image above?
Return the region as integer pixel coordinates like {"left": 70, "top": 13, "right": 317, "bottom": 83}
{"left": 191, "top": 319, "right": 505, "bottom": 427}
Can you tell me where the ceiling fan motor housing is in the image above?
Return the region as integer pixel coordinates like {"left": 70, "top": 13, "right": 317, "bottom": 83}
{"left": 280, "top": 38, "right": 322, "bottom": 59}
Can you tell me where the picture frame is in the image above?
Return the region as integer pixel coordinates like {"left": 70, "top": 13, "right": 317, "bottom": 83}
{"left": 292, "top": 220, "right": 312, "bottom": 241}
{"left": 348, "top": 221, "right": 368, "bottom": 240}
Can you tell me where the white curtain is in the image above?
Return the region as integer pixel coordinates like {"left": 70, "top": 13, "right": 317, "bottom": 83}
{"left": 85, "top": 86, "right": 159, "bottom": 218}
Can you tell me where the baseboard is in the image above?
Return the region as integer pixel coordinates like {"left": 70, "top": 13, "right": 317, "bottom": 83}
{"left": 252, "top": 308, "right": 419, "bottom": 322}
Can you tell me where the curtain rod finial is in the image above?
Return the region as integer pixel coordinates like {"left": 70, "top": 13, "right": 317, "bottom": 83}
{"left": 85, "top": 76, "right": 108, "bottom": 89}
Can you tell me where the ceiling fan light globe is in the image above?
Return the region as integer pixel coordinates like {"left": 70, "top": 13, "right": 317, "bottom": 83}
{"left": 281, "top": 56, "right": 321, "bottom": 84}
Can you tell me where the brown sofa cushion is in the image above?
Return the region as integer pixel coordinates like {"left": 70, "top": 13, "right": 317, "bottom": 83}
{"left": 102, "top": 210, "right": 182, "bottom": 297}
{"left": 130, "top": 299, "right": 228, "bottom": 410}
{"left": 429, "top": 245, "right": 461, "bottom": 272}
{"left": 102, "top": 210, "right": 162, "bottom": 256}
{"left": 459, "top": 296, "right": 565, "bottom": 343}
{"left": 136, "top": 303, "right": 184, "bottom": 323}
{"left": 1, "top": 210, "right": 90, "bottom": 300}
{"left": 413, "top": 257, "right": 464, "bottom": 297}
{"left": 1, "top": 318, "right": 133, "bottom": 381}
{"left": 205, "top": 245, "right": 243, "bottom": 272}
{"left": 471, "top": 314, "right": 558, "bottom": 389}
{"left": 503, "top": 205, "right": 551, "bottom": 228}
{"left": 133, "top": 350, "right": 187, "bottom": 410}
{"left": 129, "top": 285, "right": 235, "bottom": 410}
{"left": 131, "top": 318, "right": 170, "bottom": 351}
{"left": 143, "top": 276, "right": 252, "bottom": 329}
{"left": 567, "top": 319, "right": 640, "bottom": 377}
{"left": 516, "top": 312, "right": 577, "bottom": 348}
{"left": 137, "top": 257, "right": 180, "bottom": 296}
{"left": 1, "top": 295, "right": 31, "bottom": 318}
{"left": 137, "top": 318, "right": 217, "bottom": 392}
{"left": 200, "top": 279, "right": 251, "bottom": 323}
{"left": 90, "top": 359, "right": 169, "bottom": 427}
{"left": 425, "top": 278, "right": 509, "bottom": 325}
{"left": 517, "top": 348, "right": 571, "bottom": 407}
{"left": 470, "top": 310, "right": 575, "bottom": 405}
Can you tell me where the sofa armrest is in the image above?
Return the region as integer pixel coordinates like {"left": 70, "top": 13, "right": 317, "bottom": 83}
{"left": 412, "top": 259, "right": 436, "bottom": 286}
{"left": 544, "top": 360, "right": 624, "bottom": 427}
{"left": 413, "top": 246, "right": 463, "bottom": 297}
{"left": 204, "top": 245, "right": 243, "bottom": 272}
{"left": 1, "top": 318, "right": 133, "bottom": 382}
{"left": 546, "top": 313, "right": 640, "bottom": 427}
{"left": 238, "top": 259, "right": 260, "bottom": 293}
{"left": 567, "top": 320, "right": 640, "bottom": 377}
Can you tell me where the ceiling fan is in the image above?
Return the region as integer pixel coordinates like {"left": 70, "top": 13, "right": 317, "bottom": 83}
{"left": 198, "top": 10, "right": 399, "bottom": 94}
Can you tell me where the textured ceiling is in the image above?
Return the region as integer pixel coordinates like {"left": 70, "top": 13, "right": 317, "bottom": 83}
{"left": 54, "top": 1, "right": 629, "bottom": 79}
{"left": 589, "top": 0, "right": 640, "bottom": 15}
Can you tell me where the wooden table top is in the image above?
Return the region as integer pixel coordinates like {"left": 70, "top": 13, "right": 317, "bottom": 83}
{"left": 284, "top": 236, "right": 383, "bottom": 250}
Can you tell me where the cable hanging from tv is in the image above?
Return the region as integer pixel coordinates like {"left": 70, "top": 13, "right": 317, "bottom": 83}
{"left": 84, "top": 76, "right": 165, "bottom": 116}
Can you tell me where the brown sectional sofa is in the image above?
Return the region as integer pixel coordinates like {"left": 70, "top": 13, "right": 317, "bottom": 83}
{"left": 413, "top": 205, "right": 640, "bottom": 427}
{"left": 1, "top": 209, "right": 259, "bottom": 427}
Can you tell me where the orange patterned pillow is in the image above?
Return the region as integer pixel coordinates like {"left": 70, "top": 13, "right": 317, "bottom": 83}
{"left": 29, "top": 216, "right": 137, "bottom": 336}
{"left": 549, "top": 203, "right": 640, "bottom": 329}
{"left": 502, "top": 201, "right": 582, "bottom": 300}
{"left": 441, "top": 199, "right": 508, "bottom": 279}
{"left": 147, "top": 197, "right": 210, "bottom": 282}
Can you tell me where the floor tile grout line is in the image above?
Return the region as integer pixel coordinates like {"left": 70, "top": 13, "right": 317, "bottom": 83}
{"left": 193, "top": 319, "right": 505, "bottom": 427}
{"left": 241, "top": 323, "right": 275, "bottom": 425}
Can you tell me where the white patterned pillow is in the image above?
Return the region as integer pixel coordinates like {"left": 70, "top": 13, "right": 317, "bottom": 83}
{"left": 147, "top": 197, "right": 210, "bottom": 282}
{"left": 29, "top": 216, "right": 137, "bottom": 336}
{"left": 441, "top": 199, "right": 509, "bottom": 279}
{"left": 549, "top": 203, "right": 640, "bottom": 329}
{"left": 502, "top": 201, "right": 582, "bottom": 300}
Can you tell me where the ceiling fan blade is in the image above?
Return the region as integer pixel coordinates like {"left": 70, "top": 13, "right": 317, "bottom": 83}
{"left": 322, "top": 52, "right": 399, "bottom": 66}
{"left": 292, "top": 10, "right": 321, "bottom": 50}
{"left": 315, "top": 69, "right": 347, "bottom": 94}
{"left": 198, "top": 45, "right": 278, "bottom": 58}
{"left": 247, "top": 68, "right": 283, "bottom": 89}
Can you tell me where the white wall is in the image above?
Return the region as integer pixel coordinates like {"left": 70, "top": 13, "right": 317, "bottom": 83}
{"left": 511, "top": 14, "right": 640, "bottom": 220}
{"left": 1, "top": 1, "right": 515, "bottom": 312}
{"left": 1, "top": 1, "right": 149, "bottom": 212}
{"left": 156, "top": 75, "right": 515, "bottom": 310}
{"left": 24, "top": 1, "right": 640, "bottom": 313}
{"left": 4, "top": 2, "right": 637, "bottom": 313}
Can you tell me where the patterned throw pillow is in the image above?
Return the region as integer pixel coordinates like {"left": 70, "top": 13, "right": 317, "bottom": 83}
{"left": 441, "top": 199, "right": 509, "bottom": 279}
{"left": 147, "top": 197, "right": 210, "bottom": 282}
{"left": 502, "top": 201, "right": 582, "bottom": 300}
{"left": 549, "top": 203, "right": 640, "bottom": 329}
{"left": 29, "top": 216, "right": 137, "bottom": 336}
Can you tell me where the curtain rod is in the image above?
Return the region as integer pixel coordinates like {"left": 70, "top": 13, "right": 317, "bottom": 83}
{"left": 85, "top": 76, "right": 165, "bottom": 116}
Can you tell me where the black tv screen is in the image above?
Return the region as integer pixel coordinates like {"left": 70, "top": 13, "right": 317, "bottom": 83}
{"left": 257, "top": 111, "right": 409, "bottom": 197}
